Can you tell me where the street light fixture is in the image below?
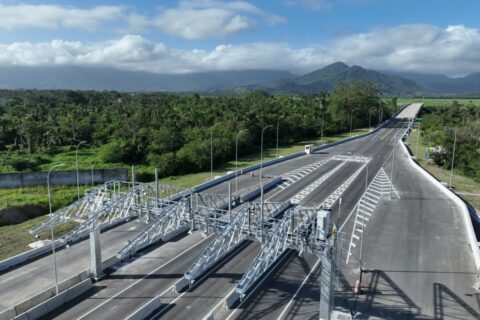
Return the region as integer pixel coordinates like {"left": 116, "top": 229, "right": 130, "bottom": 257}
{"left": 276, "top": 115, "right": 284, "bottom": 159}
{"left": 90, "top": 160, "right": 98, "bottom": 188}
{"left": 448, "top": 127, "right": 458, "bottom": 188}
{"left": 235, "top": 129, "right": 249, "bottom": 193}
{"left": 75, "top": 141, "right": 87, "bottom": 200}
{"left": 47, "top": 163, "right": 64, "bottom": 295}
{"left": 350, "top": 108, "right": 360, "bottom": 133}
{"left": 210, "top": 122, "right": 222, "bottom": 180}
{"left": 368, "top": 107, "right": 376, "bottom": 130}
{"left": 260, "top": 124, "right": 273, "bottom": 243}
{"left": 316, "top": 96, "right": 326, "bottom": 143}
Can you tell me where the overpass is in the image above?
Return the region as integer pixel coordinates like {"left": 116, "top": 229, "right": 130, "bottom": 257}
{"left": 1, "top": 103, "right": 479, "bottom": 320}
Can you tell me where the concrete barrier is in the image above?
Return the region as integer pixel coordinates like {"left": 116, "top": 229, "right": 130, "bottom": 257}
{"left": 0, "top": 217, "right": 128, "bottom": 273}
{"left": 0, "top": 252, "right": 122, "bottom": 320}
{"left": 241, "top": 176, "right": 282, "bottom": 203}
{"left": 225, "top": 291, "right": 241, "bottom": 309}
{"left": 175, "top": 278, "right": 190, "bottom": 293}
{"left": 0, "top": 168, "right": 127, "bottom": 189}
{"left": 0, "top": 238, "right": 65, "bottom": 273}
{"left": 125, "top": 297, "right": 162, "bottom": 320}
{"left": 13, "top": 279, "right": 92, "bottom": 320}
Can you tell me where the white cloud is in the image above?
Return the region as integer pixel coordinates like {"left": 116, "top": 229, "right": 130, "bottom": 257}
{"left": 154, "top": 8, "right": 254, "bottom": 40}
{"left": 153, "top": 1, "right": 285, "bottom": 39}
{"left": 0, "top": 2, "right": 284, "bottom": 40}
{"left": 0, "top": 24, "right": 478, "bottom": 76}
{"left": 0, "top": 4, "right": 124, "bottom": 31}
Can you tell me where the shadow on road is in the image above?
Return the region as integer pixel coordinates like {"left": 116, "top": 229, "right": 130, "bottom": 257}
{"left": 433, "top": 282, "right": 480, "bottom": 320}
{"left": 336, "top": 270, "right": 480, "bottom": 320}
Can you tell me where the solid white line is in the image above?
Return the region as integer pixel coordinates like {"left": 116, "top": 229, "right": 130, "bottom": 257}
{"left": 225, "top": 252, "right": 292, "bottom": 320}
{"left": 277, "top": 258, "right": 322, "bottom": 319}
{"left": 76, "top": 234, "right": 213, "bottom": 320}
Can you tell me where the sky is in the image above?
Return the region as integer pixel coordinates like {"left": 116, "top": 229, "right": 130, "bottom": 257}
{"left": 0, "top": 0, "right": 479, "bottom": 76}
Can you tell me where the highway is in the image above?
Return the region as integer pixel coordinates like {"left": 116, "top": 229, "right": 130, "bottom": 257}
{"left": 4, "top": 103, "right": 480, "bottom": 319}
{"left": 0, "top": 219, "right": 148, "bottom": 312}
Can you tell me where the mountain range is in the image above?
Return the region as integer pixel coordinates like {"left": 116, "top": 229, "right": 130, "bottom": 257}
{"left": 0, "top": 62, "right": 479, "bottom": 95}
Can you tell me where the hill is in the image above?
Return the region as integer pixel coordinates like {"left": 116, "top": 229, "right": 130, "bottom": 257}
{"left": 0, "top": 66, "right": 294, "bottom": 92}
{"left": 384, "top": 71, "right": 480, "bottom": 94}
{"left": 269, "top": 62, "right": 424, "bottom": 95}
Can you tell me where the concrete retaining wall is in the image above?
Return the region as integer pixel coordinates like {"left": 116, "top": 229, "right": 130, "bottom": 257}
{"left": 0, "top": 218, "right": 128, "bottom": 273}
{"left": 0, "top": 270, "right": 89, "bottom": 320}
{"left": 0, "top": 238, "right": 64, "bottom": 273}
{"left": 13, "top": 279, "right": 92, "bottom": 320}
{"left": 0, "top": 168, "right": 127, "bottom": 189}
{"left": 126, "top": 297, "right": 162, "bottom": 320}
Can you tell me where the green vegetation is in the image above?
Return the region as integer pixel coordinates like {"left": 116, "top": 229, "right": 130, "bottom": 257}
{"left": 417, "top": 101, "right": 480, "bottom": 182}
{"left": 0, "top": 186, "right": 87, "bottom": 226}
{"left": 418, "top": 98, "right": 480, "bottom": 108}
{"left": 0, "top": 215, "right": 75, "bottom": 260}
{"left": 406, "top": 128, "right": 480, "bottom": 210}
{"left": 0, "top": 84, "right": 394, "bottom": 178}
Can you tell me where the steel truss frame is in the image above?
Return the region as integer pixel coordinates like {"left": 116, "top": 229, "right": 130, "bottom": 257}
{"left": 179, "top": 201, "right": 291, "bottom": 290}
{"left": 59, "top": 183, "right": 154, "bottom": 243}
{"left": 116, "top": 197, "right": 191, "bottom": 259}
{"left": 29, "top": 181, "right": 131, "bottom": 235}
{"left": 235, "top": 205, "right": 325, "bottom": 298}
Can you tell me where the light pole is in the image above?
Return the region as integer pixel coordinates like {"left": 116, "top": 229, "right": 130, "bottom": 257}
{"left": 378, "top": 101, "right": 383, "bottom": 124}
{"left": 415, "top": 121, "right": 421, "bottom": 158}
{"left": 90, "top": 160, "right": 98, "bottom": 188}
{"left": 260, "top": 124, "right": 273, "bottom": 243}
{"left": 210, "top": 122, "right": 222, "bottom": 180}
{"left": 235, "top": 129, "right": 249, "bottom": 193}
{"left": 48, "top": 163, "right": 64, "bottom": 295}
{"left": 75, "top": 141, "right": 87, "bottom": 200}
{"left": 449, "top": 128, "right": 457, "bottom": 188}
{"left": 359, "top": 163, "right": 368, "bottom": 272}
{"left": 350, "top": 108, "right": 360, "bottom": 133}
{"left": 276, "top": 115, "right": 284, "bottom": 159}
{"left": 368, "top": 107, "right": 376, "bottom": 130}
{"left": 389, "top": 132, "right": 398, "bottom": 199}
{"left": 316, "top": 96, "right": 326, "bottom": 143}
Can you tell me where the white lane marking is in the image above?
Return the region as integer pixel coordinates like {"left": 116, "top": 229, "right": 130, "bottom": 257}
{"left": 277, "top": 258, "right": 322, "bottom": 319}
{"left": 76, "top": 234, "right": 213, "bottom": 320}
{"left": 224, "top": 252, "right": 292, "bottom": 320}
{"left": 291, "top": 161, "right": 347, "bottom": 204}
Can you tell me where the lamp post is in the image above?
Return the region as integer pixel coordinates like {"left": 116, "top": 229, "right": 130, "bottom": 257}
{"left": 449, "top": 128, "right": 458, "bottom": 188}
{"left": 415, "top": 121, "right": 421, "bottom": 158}
{"left": 316, "top": 97, "right": 326, "bottom": 143}
{"left": 378, "top": 101, "right": 383, "bottom": 124}
{"left": 276, "top": 116, "right": 284, "bottom": 159}
{"left": 368, "top": 107, "right": 376, "bottom": 130}
{"left": 90, "top": 160, "right": 98, "bottom": 188}
{"left": 210, "top": 122, "right": 222, "bottom": 180}
{"left": 260, "top": 124, "right": 273, "bottom": 243}
{"left": 235, "top": 129, "right": 249, "bottom": 193}
{"left": 48, "top": 163, "right": 64, "bottom": 295}
{"left": 350, "top": 108, "right": 360, "bottom": 133}
{"left": 75, "top": 141, "right": 87, "bottom": 200}
{"left": 389, "top": 132, "right": 398, "bottom": 199}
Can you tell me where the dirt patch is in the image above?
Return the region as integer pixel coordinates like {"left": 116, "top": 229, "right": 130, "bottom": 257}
{"left": 0, "top": 205, "right": 47, "bottom": 226}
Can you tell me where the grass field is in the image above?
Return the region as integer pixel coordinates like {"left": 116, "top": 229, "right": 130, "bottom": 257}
{"left": 406, "top": 127, "right": 480, "bottom": 210}
{"left": 0, "top": 128, "right": 369, "bottom": 260}
{"left": 414, "top": 98, "right": 480, "bottom": 108}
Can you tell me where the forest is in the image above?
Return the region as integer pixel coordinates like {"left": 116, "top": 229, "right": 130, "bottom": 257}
{"left": 0, "top": 81, "right": 396, "bottom": 178}
{"left": 419, "top": 101, "right": 480, "bottom": 182}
